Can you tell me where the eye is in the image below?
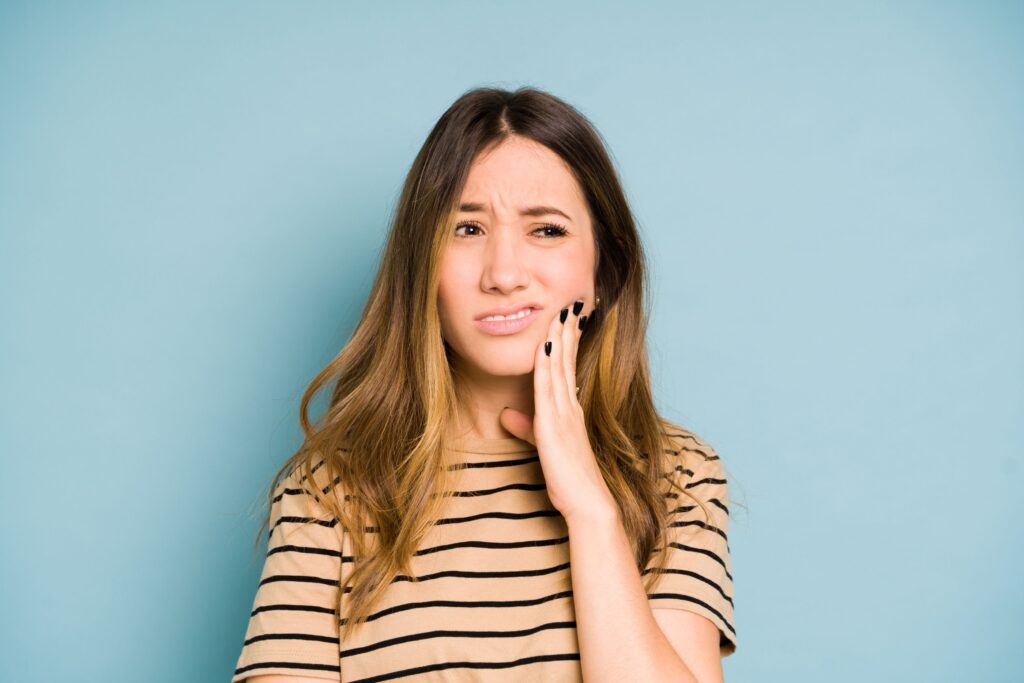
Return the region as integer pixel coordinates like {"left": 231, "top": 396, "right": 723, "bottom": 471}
{"left": 453, "top": 221, "right": 483, "bottom": 238}
{"left": 454, "top": 221, "right": 569, "bottom": 239}
{"left": 535, "top": 223, "right": 569, "bottom": 238}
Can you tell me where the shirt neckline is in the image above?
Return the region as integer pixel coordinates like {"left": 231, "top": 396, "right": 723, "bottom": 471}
{"left": 448, "top": 434, "right": 537, "bottom": 455}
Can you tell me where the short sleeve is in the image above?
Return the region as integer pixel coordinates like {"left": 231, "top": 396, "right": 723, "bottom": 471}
{"left": 645, "top": 425, "right": 738, "bottom": 657}
{"left": 232, "top": 462, "right": 345, "bottom": 682}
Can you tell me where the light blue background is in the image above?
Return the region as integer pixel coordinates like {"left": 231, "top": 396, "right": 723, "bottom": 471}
{"left": 1, "top": 2, "right": 1021, "bottom": 681}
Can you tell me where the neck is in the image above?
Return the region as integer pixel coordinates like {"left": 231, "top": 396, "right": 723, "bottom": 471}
{"left": 451, "top": 365, "right": 534, "bottom": 440}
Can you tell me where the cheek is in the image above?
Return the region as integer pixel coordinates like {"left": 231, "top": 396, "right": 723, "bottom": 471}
{"left": 437, "top": 265, "right": 469, "bottom": 337}
{"left": 536, "top": 252, "right": 593, "bottom": 292}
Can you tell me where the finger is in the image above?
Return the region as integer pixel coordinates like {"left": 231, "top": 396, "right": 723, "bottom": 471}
{"left": 547, "top": 303, "right": 568, "bottom": 413}
{"left": 564, "top": 298, "right": 583, "bottom": 402}
{"left": 535, "top": 325, "right": 551, "bottom": 417}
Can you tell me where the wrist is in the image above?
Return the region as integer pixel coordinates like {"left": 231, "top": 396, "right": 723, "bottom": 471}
{"left": 563, "top": 491, "right": 620, "bottom": 529}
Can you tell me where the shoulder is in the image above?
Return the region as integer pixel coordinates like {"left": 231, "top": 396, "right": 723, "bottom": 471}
{"left": 658, "top": 417, "right": 723, "bottom": 471}
{"left": 655, "top": 417, "right": 730, "bottom": 504}
{"left": 270, "top": 457, "right": 347, "bottom": 531}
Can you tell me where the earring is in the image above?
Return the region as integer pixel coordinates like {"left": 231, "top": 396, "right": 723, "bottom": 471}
{"left": 595, "top": 296, "right": 601, "bottom": 307}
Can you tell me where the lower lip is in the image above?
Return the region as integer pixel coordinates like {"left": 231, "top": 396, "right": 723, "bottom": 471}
{"left": 474, "top": 308, "right": 539, "bottom": 335}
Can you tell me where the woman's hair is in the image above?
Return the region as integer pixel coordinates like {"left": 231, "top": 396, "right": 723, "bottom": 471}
{"left": 252, "top": 85, "right": 715, "bottom": 642}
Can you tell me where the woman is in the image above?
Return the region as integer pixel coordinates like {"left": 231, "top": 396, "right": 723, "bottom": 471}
{"left": 232, "top": 86, "right": 737, "bottom": 683}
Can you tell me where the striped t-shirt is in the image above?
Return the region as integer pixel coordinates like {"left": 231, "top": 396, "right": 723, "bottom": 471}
{"left": 231, "top": 421, "right": 737, "bottom": 682}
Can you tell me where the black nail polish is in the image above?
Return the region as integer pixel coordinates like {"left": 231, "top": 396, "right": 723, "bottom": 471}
{"left": 578, "top": 314, "right": 587, "bottom": 331}
{"left": 559, "top": 307, "right": 568, "bottom": 323}
{"left": 572, "top": 300, "right": 584, "bottom": 316}
{"left": 544, "top": 341, "right": 552, "bottom": 356}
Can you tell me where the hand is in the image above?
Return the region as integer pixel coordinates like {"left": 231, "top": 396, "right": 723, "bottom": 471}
{"left": 499, "top": 298, "right": 617, "bottom": 522}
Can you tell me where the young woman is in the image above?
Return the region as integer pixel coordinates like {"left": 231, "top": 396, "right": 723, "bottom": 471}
{"left": 232, "top": 86, "right": 737, "bottom": 683}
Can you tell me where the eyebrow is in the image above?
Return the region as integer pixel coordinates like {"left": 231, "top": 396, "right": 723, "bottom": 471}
{"left": 458, "top": 202, "right": 572, "bottom": 222}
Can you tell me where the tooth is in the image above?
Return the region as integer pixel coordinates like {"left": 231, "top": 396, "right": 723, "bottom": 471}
{"left": 484, "top": 307, "right": 531, "bottom": 321}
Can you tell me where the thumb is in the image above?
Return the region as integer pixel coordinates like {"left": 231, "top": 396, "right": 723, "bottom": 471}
{"left": 499, "top": 406, "right": 535, "bottom": 445}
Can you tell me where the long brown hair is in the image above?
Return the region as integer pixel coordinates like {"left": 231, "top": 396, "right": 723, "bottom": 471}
{"left": 252, "top": 85, "right": 715, "bottom": 642}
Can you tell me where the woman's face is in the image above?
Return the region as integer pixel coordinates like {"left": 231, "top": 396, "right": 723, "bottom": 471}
{"left": 438, "top": 135, "right": 597, "bottom": 381}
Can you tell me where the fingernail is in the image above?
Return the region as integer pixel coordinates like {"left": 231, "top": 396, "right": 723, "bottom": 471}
{"left": 579, "top": 314, "right": 587, "bottom": 330}
{"left": 544, "top": 341, "right": 552, "bottom": 356}
{"left": 572, "top": 300, "right": 584, "bottom": 316}
{"left": 559, "top": 307, "right": 568, "bottom": 324}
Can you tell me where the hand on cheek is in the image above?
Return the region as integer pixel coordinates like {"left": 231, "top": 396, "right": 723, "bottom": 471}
{"left": 498, "top": 298, "right": 615, "bottom": 521}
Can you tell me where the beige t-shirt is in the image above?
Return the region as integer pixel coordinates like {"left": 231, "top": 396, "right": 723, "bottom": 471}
{"left": 231, "top": 420, "right": 736, "bottom": 682}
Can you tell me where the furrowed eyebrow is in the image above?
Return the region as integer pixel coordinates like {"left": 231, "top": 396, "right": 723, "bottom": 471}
{"left": 458, "top": 202, "right": 572, "bottom": 222}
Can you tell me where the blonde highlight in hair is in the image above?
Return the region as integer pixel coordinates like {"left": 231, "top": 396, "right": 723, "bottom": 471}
{"left": 249, "top": 85, "right": 716, "bottom": 643}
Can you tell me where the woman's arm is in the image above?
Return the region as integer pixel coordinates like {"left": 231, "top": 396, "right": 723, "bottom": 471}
{"left": 565, "top": 503, "right": 723, "bottom": 683}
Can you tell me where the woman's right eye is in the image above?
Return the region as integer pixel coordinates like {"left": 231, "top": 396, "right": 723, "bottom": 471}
{"left": 454, "top": 221, "right": 481, "bottom": 238}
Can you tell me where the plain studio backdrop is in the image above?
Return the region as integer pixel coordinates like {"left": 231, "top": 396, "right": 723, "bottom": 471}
{"left": 1, "top": 2, "right": 1021, "bottom": 681}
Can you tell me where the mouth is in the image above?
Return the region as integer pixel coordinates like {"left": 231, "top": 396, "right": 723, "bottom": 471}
{"left": 473, "top": 306, "right": 539, "bottom": 336}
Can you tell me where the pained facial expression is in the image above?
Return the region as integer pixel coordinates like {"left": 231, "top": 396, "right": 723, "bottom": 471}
{"left": 438, "top": 135, "right": 597, "bottom": 378}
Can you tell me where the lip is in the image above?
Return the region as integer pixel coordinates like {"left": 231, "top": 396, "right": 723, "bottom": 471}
{"left": 474, "top": 302, "right": 543, "bottom": 320}
{"left": 473, "top": 305, "right": 542, "bottom": 336}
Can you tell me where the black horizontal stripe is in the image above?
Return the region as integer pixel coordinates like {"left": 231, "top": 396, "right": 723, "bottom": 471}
{"left": 448, "top": 455, "right": 540, "bottom": 471}
{"left": 295, "top": 458, "right": 326, "bottom": 484}
{"left": 235, "top": 659, "right": 340, "bottom": 677}
{"left": 663, "top": 430, "right": 703, "bottom": 440}
{"left": 664, "top": 430, "right": 713, "bottom": 448}
{"left": 681, "top": 449, "right": 719, "bottom": 461}
{"left": 335, "top": 562, "right": 573, "bottom": 595}
{"left": 244, "top": 631, "right": 337, "bottom": 647}
{"left": 638, "top": 446, "right": 715, "bottom": 462}
{"left": 259, "top": 573, "right": 339, "bottom": 589}
{"left": 340, "top": 589, "right": 575, "bottom": 626}
{"left": 709, "top": 497, "right": 730, "bottom": 515}
{"left": 643, "top": 566, "right": 735, "bottom": 606}
{"left": 269, "top": 514, "right": 340, "bottom": 537}
{"left": 434, "top": 508, "right": 562, "bottom": 526}
{"left": 668, "top": 518, "right": 728, "bottom": 542}
{"left": 685, "top": 476, "right": 727, "bottom": 489}
{"left": 666, "top": 541, "right": 734, "bottom": 582}
{"left": 346, "top": 651, "right": 582, "bottom": 683}
{"left": 671, "top": 497, "right": 729, "bottom": 517}
{"left": 341, "top": 619, "right": 577, "bottom": 657}
{"left": 250, "top": 602, "right": 336, "bottom": 617}
{"left": 387, "top": 561, "right": 572, "bottom": 585}
{"left": 413, "top": 534, "right": 570, "bottom": 556}
{"left": 267, "top": 543, "right": 343, "bottom": 559}
{"left": 665, "top": 465, "right": 696, "bottom": 478}
{"left": 337, "top": 503, "right": 561, "bottom": 534}
{"left": 668, "top": 446, "right": 719, "bottom": 462}
{"left": 449, "top": 481, "right": 547, "bottom": 497}
{"left": 277, "top": 475, "right": 345, "bottom": 502}
{"left": 647, "top": 592, "right": 737, "bottom": 637}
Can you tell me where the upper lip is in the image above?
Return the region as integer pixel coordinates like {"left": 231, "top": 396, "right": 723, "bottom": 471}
{"left": 474, "top": 303, "right": 542, "bottom": 320}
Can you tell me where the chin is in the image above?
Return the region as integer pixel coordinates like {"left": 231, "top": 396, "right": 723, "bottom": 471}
{"left": 462, "top": 348, "right": 535, "bottom": 376}
{"left": 481, "top": 358, "right": 534, "bottom": 377}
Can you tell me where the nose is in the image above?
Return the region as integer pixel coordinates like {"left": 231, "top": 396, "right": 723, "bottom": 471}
{"left": 479, "top": 230, "right": 530, "bottom": 293}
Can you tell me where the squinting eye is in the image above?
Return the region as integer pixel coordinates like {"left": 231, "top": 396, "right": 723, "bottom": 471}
{"left": 454, "top": 221, "right": 569, "bottom": 238}
{"left": 454, "top": 221, "right": 482, "bottom": 237}
{"left": 536, "top": 224, "right": 569, "bottom": 237}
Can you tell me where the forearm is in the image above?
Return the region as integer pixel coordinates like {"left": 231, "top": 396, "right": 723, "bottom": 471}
{"left": 566, "top": 501, "right": 698, "bottom": 683}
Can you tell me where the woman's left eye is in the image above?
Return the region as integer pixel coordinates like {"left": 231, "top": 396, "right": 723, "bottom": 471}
{"left": 535, "top": 224, "right": 569, "bottom": 238}
{"left": 453, "top": 222, "right": 569, "bottom": 238}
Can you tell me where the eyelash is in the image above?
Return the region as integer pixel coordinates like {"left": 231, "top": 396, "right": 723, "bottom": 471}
{"left": 454, "top": 221, "right": 569, "bottom": 239}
